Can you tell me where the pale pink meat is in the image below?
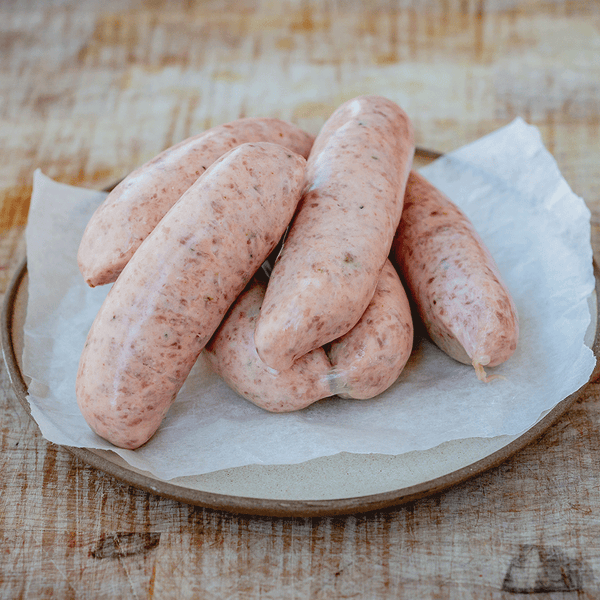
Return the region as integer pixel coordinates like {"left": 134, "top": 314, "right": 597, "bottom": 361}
{"left": 205, "top": 260, "right": 413, "bottom": 410}
{"left": 205, "top": 278, "right": 333, "bottom": 412}
{"left": 76, "top": 143, "right": 306, "bottom": 449}
{"left": 254, "top": 96, "right": 415, "bottom": 371}
{"left": 78, "top": 118, "right": 314, "bottom": 287}
{"left": 327, "top": 260, "right": 413, "bottom": 399}
{"left": 391, "top": 170, "right": 519, "bottom": 382}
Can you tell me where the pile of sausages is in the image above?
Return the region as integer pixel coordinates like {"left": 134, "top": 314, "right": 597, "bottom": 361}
{"left": 76, "top": 96, "right": 519, "bottom": 450}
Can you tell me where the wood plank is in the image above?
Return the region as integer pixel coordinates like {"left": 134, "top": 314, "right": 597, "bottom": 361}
{"left": 1, "top": 0, "right": 600, "bottom": 597}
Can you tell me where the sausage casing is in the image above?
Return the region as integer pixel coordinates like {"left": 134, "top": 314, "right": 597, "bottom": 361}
{"left": 76, "top": 143, "right": 306, "bottom": 448}
{"left": 254, "top": 96, "right": 415, "bottom": 371}
{"left": 391, "top": 170, "right": 519, "bottom": 381}
{"left": 327, "top": 260, "right": 413, "bottom": 399}
{"left": 205, "top": 261, "right": 413, "bottom": 410}
{"left": 205, "top": 278, "right": 333, "bottom": 412}
{"left": 78, "top": 118, "right": 314, "bottom": 287}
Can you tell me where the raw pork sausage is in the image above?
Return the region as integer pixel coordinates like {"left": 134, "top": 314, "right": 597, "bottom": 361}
{"left": 391, "top": 170, "right": 519, "bottom": 382}
{"left": 205, "top": 277, "right": 333, "bottom": 412}
{"left": 327, "top": 260, "right": 413, "bottom": 399}
{"left": 77, "top": 143, "right": 306, "bottom": 448}
{"left": 254, "top": 96, "right": 415, "bottom": 371}
{"left": 78, "top": 118, "right": 314, "bottom": 287}
{"left": 205, "top": 260, "right": 413, "bottom": 410}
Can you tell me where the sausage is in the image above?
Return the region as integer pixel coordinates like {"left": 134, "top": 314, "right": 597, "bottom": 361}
{"left": 390, "top": 170, "right": 519, "bottom": 382}
{"left": 205, "top": 260, "right": 413, "bottom": 411}
{"left": 78, "top": 118, "right": 314, "bottom": 287}
{"left": 326, "top": 260, "right": 413, "bottom": 399}
{"left": 254, "top": 96, "right": 415, "bottom": 371}
{"left": 76, "top": 143, "right": 306, "bottom": 449}
{"left": 205, "top": 277, "right": 333, "bottom": 412}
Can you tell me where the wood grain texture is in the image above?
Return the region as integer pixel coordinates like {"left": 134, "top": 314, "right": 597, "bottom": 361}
{"left": 1, "top": 0, "right": 600, "bottom": 597}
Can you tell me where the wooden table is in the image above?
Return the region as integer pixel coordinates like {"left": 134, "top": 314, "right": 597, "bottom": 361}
{"left": 1, "top": 1, "right": 599, "bottom": 597}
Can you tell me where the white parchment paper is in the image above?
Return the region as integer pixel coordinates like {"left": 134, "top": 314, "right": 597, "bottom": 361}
{"left": 23, "top": 118, "right": 596, "bottom": 480}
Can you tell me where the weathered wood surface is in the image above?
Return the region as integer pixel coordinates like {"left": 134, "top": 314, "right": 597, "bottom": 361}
{"left": 1, "top": 0, "right": 600, "bottom": 597}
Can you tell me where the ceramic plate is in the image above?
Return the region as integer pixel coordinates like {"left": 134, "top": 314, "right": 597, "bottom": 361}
{"left": 3, "top": 148, "right": 599, "bottom": 516}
